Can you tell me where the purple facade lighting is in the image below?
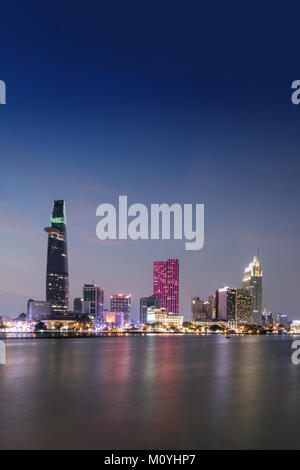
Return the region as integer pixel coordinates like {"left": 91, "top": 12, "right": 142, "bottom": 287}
{"left": 153, "top": 259, "right": 179, "bottom": 314}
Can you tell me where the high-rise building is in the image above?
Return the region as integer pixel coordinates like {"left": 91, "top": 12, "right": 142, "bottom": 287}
{"left": 205, "top": 296, "right": 213, "bottom": 321}
{"left": 192, "top": 296, "right": 213, "bottom": 322}
{"left": 110, "top": 294, "right": 131, "bottom": 323}
{"left": 140, "top": 295, "right": 161, "bottom": 324}
{"left": 215, "top": 286, "right": 231, "bottom": 321}
{"left": 191, "top": 297, "right": 205, "bottom": 322}
{"left": 242, "top": 250, "right": 262, "bottom": 325}
{"left": 153, "top": 259, "right": 179, "bottom": 314}
{"left": 83, "top": 284, "right": 104, "bottom": 320}
{"left": 235, "top": 289, "right": 252, "bottom": 323}
{"left": 74, "top": 297, "right": 83, "bottom": 314}
{"left": 44, "top": 200, "right": 69, "bottom": 316}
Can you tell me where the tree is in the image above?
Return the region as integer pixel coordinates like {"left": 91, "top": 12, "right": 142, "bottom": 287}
{"left": 17, "top": 313, "right": 27, "bottom": 322}
{"left": 75, "top": 314, "right": 92, "bottom": 329}
{"left": 209, "top": 324, "right": 225, "bottom": 332}
{"left": 34, "top": 322, "right": 47, "bottom": 331}
{"left": 183, "top": 321, "right": 194, "bottom": 329}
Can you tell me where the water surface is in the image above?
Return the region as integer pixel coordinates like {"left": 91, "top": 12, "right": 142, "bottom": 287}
{"left": 0, "top": 335, "right": 299, "bottom": 449}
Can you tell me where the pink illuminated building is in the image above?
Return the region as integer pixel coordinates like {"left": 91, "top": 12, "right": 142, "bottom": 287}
{"left": 153, "top": 259, "right": 179, "bottom": 314}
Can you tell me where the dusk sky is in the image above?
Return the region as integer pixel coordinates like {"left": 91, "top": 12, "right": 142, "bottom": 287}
{"left": 1, "top": 2, "right": 300, "bottom": 319}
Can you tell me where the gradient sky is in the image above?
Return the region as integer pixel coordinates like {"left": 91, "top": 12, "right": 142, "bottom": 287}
{"left": 1, "top": 2, "right": 300, "bottom": 319}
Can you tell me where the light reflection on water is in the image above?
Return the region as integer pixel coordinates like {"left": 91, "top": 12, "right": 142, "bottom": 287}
{"left": 0, "top": 335, "right": 299, "bottom": 449}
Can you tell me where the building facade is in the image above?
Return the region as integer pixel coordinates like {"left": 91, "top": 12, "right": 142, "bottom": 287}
{"left": 242, "top": 251, "right": 262, "bottom": 325}
{"left": 45, "top": 200, "right": 69, "bottom": 316}
{"left": 191, "top": 297, "right": 205, "bottom": 322}
{"left": 147, "top": 307, "right": 183, "bottom": 329}
{"left": 27, "top": 299, "right": 51, "bottom": 322}
{"left": 104, "top": 311, "right": 124, "bottom": 327}
{"left": 74, "top": 297, "right": 83, "bottom": 314}
{"left": 110, "top": 294, "right": 131, "bottom": 323}
{"left": 214, "top": 287, "right": 253, "bottom": 324}
{"left": 140, "top": 295, "right": 161, "bottom": 324}
{"left": 83, "top": 284, "right": 104, "bottom": 320}
{"left": 235, "top": 289, "right": 252, "bottom": 323}
{"left": 153, "top": 259, "right": 179, "bottom": 314}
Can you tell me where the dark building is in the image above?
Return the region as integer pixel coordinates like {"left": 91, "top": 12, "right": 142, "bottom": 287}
{"left": 44, "top": 200, "right": 69, "bottom": 316}
{"left": 74, "top": 297, "right": 83, "bottom": 315}
{"left": 226, "top": 288, "right": 237, "bottom": 322}
{"left": 191, "top": 297, "right": 205, "bottom": 322}
{"left": 192, "top": 296, "right": 213, "bottom": 322}
{"left": 83, "top": 284, "right": 104, "bottom": 321}
{"left": 140, "top": 295, "right": 161, "bottom": 324}
{"left": 236, "top": 289, "right": 252, "bottom": 323}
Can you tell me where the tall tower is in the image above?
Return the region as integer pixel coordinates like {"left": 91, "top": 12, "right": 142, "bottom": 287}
{"left": 242, "top": 249, "right": 262, "bottom": 325}
{"left": 44, "top": 200, "right": 69, "bottom": 316}
{"left": 153, "top": 259, "right": 179, "bottom": 314}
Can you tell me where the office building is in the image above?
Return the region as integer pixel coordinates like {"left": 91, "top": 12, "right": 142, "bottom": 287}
{"left": 83, "top": 284, "right": 104, "bottom": 320}
{"left": 140, "top": 295, "right": 161, "bottom": 324}
{"left": 44, "top": 200, "right": 69, "bottom": 316}
{"left": 242, "top": 250, "right": 262, "bottom": 325}
{"left": 153, "top": 259, "right": 179, "bottom": 314}
{"left": 27, "top": 299, "right": 51, "bottom": 322}
{"left": 110, "top": 294, "right": 131, "bottom": 323}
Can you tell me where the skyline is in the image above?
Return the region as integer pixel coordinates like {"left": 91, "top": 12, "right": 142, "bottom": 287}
{"left": 1, "top": 3, "right": 300, "bottom": 319}
{"left": 0, "top": 198, "right": 289, "bottom": 321}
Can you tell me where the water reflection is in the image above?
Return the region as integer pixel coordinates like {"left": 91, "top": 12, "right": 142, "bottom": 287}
{"left": 0, "top": 336, "right": 299, "bottom": 449}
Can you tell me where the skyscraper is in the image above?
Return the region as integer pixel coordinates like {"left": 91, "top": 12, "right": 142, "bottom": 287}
{"left": 214, "top": 286, "right": 233, "bottom": 321}
{"left": 235, "top": 289, "right": 252, "bottom": 323}
{"left": 44, "top": 200, "right": 69, "bottom": 316}
{"left": 83, "top": 284, "right": 104, "bottom": 320}
{"left": 110, "top": 294, "right": 131, "bottom": 323}
{"left": 153, "top": 259, "right": 179, "bottom": 314}
{"left": 242, "top": 250, "right": 262, "bottom": 325}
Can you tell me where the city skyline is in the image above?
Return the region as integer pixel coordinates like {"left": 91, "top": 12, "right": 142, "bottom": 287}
{"left": 0, "top": 197, "right": 295, "bottom": 320}
{"left": 1, "top": 4, "right": 300, "bottom": 320}
{"left": 0, "top": 198, "right": 291, "bottom": 323}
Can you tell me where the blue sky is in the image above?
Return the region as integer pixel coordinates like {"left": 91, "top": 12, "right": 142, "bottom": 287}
{"left": 1, "top": 1, "right": 300, "bottom": 319}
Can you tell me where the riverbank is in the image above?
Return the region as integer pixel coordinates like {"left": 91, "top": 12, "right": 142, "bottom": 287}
{"left": 0, "top": 331, "right": 292, "bottom": 339}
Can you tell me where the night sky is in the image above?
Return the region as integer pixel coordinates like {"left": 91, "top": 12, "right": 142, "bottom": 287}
{"left": 1, "top": 2, "right": 300, "bottom": 319}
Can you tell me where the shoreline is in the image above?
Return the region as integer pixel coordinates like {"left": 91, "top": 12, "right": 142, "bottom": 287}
{"left": 0, "top": 331, "right": 293, "bottom": 340}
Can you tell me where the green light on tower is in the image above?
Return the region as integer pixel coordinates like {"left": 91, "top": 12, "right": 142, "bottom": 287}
{"left": 51, "top": 217, "right": 65, "bottom": 224}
